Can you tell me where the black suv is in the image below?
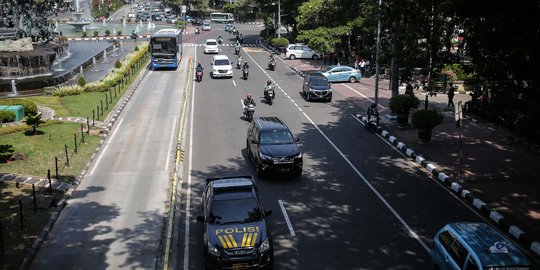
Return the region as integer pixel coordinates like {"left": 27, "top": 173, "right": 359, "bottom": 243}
{"left": 246, "top": 117, "right": 303, "bottom": 177}
{"left": 303, "top": 73, "right": 332, "bottom": 102}
{"left": 197, "top": 176, "right": 274, "bottom": 270}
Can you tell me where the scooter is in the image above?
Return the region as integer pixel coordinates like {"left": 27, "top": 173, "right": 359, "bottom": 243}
{"left": 237, "top": 59, "right": 242, "bottom": 69}
{"left": 195, "top": 69, "right": 203, "bottom": 82}
{"left": 242, "top": 67, "right": 249, "bottom": 80}
{"left": 268, "top": 60, "right": 276, "bottom": 71}
{"left": 364, "top": 114, "right": 379, "bottom": 132}
{"left": 218, "top": 37, "right": 223, "bottom": 45}
{"left": 235, "top": 46, "right": 240, "bottom": 55}
{"left": 244, "top": 104, "right": 255, "bottom": 122}
{"left": 195, "top": 28, "right": 200, "bottom": 34}
{"left": 265, "top": 86, "right": 275, "bottom": 105}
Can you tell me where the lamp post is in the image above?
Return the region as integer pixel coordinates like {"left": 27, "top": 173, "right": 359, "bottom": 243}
{"left": 374, "top": 0, "right": 382, "bottom": 124}
{"left": 277, "top": 0, "right": 281, "bottom": 38}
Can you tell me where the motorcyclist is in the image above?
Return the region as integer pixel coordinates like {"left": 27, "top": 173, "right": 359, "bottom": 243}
{"left": 239, "top": 33, "right": 243, "bottom": 44}
{"left": 243, "top": 93, "right": 256, "bottom": 115}
{"left": 236, "top": 54, "right": 243, "bottom": 67}
{"left": 196, "top": 62, "right": 203, "bottom": 72}
{"left": 195, "top": 27, "right": 200, "bottom": 34}
{"left": 242, "top": 62, "right": 249, "bottom": 70}
{"left": 268, "top": 52, "right": 275, "bottom": 63}
{"left": 234, "top": 41, "right": 241, "bottom": 54}
{"left": 367, "top": 103, "right": 379, "bottom": 122}
{"left": 264, "top": 80, "right": 274, "bottom": 97}
{"left": 218, "top": 34, "right": 223, "bottom": 44}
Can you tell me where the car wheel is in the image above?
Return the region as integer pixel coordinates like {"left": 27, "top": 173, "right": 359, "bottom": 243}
{"left": 312, "top": 55, "right": 319, "bottom": 60}
{"left": 349, "top": 76, "right": 357, "bottom": 83}
{"left": 326, "top": 97, "right": 332, "bottom": 102}
{"left": 289, "top": 54, "right": 296, "bottom": 60}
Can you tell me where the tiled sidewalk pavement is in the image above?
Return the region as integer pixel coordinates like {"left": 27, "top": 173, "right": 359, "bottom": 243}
{"left": 266, "top": 47, "right": 540, "bottom": 259}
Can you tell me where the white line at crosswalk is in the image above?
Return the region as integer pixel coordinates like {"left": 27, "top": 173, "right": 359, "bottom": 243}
{"left": 182, "top": 43, "right": 258, "bottom": 47}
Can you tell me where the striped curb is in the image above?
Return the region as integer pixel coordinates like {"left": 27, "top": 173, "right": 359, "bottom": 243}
{"left": 353, "top": 113, "right": 540, "bottom": 259}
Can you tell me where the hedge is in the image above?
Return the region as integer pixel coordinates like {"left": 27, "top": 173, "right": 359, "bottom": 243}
{"left": 0, "top": 110, "right": 16, "bottom": 122}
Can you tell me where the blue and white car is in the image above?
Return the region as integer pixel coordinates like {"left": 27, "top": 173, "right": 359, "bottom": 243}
{"left": 319, "top": 65, "right": 361, "bottom": 83}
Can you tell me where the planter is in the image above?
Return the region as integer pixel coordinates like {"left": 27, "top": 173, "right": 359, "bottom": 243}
{"left": 418, "top": 129, "right": 432, "bottom": 143}
{"left": 396, "top": 113, "right": 409, "bottom": 128}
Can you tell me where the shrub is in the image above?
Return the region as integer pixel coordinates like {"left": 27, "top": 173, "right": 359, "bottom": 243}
{"left": 114, "top": 58, "right": 122, "bottom": 69}
{"left": 0, "top": 110, "right": 16, "bottom": 122}
{"left": 0, "top": 144, "right": 14, "bottom": 163}
{"left": 58, "top": 36, "right": 68, "bottom": 42}
{"left": 51, "top": 85, "right": 85, "bottom": 97}
{"left": 105, "top": 29, "right": 111, "bottom": 37}
{"left": 134, "top": 46, "right": 139, "bottom": 51}
{"left": 82, "top": 31, "right": 87, "bottom": 37}
{"left": 389, "top": 94, "right": 420, "bottom": 114}
{"left": 412, "top": 109, "right": 444, "bottom": 130}
{"left": 270, "top": 37, "right": 289, "bottom": 47}
{"left": 77, "top": 75, "right": 87, "bottom": 86}
{"left": 175, "top": 20, "right": 186, "bottom": 29}
{"left": 24, "top": 113, "right": 45, "bottom": 135}
{"left": 0, "top": 99, "right": 38, "bottom": 116}
{"left": 127, "top": 18, "right": 131, "bottom": 23}
{"left": 93, "top": 30, "right": 99, "bottom": 37}
{"left": 117, "top": 30, "right": 122, "bottom": 36}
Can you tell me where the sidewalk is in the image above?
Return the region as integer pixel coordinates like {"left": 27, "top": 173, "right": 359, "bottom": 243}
{"left": 278, "top": 55, "right": 540, "bottom": 258}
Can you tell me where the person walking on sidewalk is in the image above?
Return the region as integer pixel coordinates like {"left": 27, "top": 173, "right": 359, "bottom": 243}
{"left": 447, "top": 83, "right": 455, "bottom": 107}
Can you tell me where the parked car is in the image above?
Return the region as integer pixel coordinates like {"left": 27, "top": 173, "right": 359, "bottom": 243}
{"left": 303, "top": 73, "right": 332, "bottom": 102}
{"left": 204, "top": 39, "right": 219, "bottom": 54}
{"left": 319, "top": 65, "right": 361, "bottom": 83}
{"left": 286, "top": 44, "right": 320, "bottom": 60}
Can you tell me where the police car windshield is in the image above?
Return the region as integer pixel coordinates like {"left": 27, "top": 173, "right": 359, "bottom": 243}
{"left": 209, "top": 198, "right": 261, "bottom": 224}
{"left": 260, "top": 130, "right": 294, "bottom": 145}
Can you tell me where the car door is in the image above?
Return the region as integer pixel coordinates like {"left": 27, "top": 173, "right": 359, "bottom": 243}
{"left": 247, "top": 125, "right": 258, "bottom": 160}
{"left": 301, "top": 46, "right": 314, "bottom": 59}
{"left": 302, "top": 76, "right": 309, "bottom": 95}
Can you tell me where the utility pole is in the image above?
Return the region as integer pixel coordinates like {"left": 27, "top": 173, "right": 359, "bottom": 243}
{"left": 374, "top": 0, "right": 382, "bottom": 122}
{"left": 277, "top": 0, "right": 281, "bottom": 38}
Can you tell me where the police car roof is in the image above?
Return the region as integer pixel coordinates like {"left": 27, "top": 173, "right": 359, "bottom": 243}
{"left": 447, "top": 223, "right": 532, "bottom": 267}
{"left": 208, "top": 176, "right": 254, "bottom": 190}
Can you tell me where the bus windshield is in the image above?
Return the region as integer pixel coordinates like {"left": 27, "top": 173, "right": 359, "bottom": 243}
{"left": 151, "top": 37, "right": 177, "bottom": 54}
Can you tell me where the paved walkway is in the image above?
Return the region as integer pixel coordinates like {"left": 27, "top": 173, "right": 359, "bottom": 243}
{"left": 269, "top": 49, "right": 540, "bottom": 259}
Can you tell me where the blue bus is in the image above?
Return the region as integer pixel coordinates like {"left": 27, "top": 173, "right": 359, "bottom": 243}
{"left": 149, "top": 28, "right": 182, "bottom": 69}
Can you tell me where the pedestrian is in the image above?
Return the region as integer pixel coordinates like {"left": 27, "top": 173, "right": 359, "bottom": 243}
{"left": 359, "top": 59, "right": 366, "bottom": 75}
{"left": 447, "top": 83, "right": 455, "bottom": 107}
{"left": 405, "top": 81, "right": 414, "bottom": 96}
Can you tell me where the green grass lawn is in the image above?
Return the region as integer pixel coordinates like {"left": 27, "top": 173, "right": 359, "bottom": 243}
{"left": 0, "top": 122, "right": 102, "bottom": 182}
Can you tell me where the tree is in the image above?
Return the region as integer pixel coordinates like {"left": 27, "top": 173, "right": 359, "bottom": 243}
{"left": 24, "top": 113, "right": 45, "bottom": 135}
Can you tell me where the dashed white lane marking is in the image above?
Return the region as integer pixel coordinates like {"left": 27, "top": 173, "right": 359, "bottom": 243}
{"left": 89, "top": 118, "right": 124, "bottom": 175}
{"left": 279, "top": 200, "right": 296, "bottom": 237}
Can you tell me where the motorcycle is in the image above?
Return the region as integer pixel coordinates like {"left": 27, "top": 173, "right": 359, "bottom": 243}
{"left": 237, "top": 59, "right": 242, "bottom": 69}
{"left": 242, "top": 67, "right": 249, "bottom": 80}
{"left": 218, "top": 37, "right": 223, "bottom": 45}
{"left": 268, "top": 60, "right": 276, "bottom": 71}
{"left": 265, "top": 86, "right": 275, "bottom": 105}
{"left": 195, "top": 69, "right": 203, "bottom": 82}
{"left": 244, "top": 104, "right": 255, "bottom": 122}
{"left": 234, "top": 46, "right": 240, "bottom": 55}
{"left": 364, "top": 113, "right": 379, "bottom": 132}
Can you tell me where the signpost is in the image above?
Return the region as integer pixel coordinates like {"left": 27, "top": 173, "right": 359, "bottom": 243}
{"left": 456, "top": 101, "right": 463, "bottom": 181}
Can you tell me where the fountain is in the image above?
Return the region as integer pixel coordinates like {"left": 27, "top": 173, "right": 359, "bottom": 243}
{"left": 80, "top": 66, "right": 84, "bottom": 78}
{"left": 139, "top": 20, "right": 143, "bottom": 28}
{"left": 120, "top": 39, "right": 124, "bottom": 51}
{"left": 113, "top": 28, "right": 116, "bottom": 36}
{"left": 11, "top": 80, "right": 17, "bottom": 96}
{"left": 102, "top": 50, "right": 108, "bottom": 64}
{"left": 103, "top": 20, "right": 107, "bottom": 27}
{"left": 123, "top": 18, "right": 127, "bottom": 27}
{"left": 92, "top": 57, "right": 97, "bottom": 72}
{"left": 66, "top": 0, "right": 91, "bottom": 31}
{"left": 136, "top": 25, "right": 140, "bottom": 33}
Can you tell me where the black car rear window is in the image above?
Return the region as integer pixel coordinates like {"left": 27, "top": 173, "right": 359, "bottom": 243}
{"left": 209, "top": 198, "right": 262, "bottom": 224}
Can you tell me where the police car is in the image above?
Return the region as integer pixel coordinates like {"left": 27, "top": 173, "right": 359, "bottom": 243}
{"left": 197, "top": 176, "right": 274, "bottom": 270}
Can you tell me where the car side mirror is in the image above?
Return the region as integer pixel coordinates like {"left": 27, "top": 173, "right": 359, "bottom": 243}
{"left": 295, "top": 137, "right": 300, "bottom": 142}
{"left": 196, "top": 215, "right": 206, "bottom": 222}
{"left": 265, "top": 209, "right": 273, "bottom": 217}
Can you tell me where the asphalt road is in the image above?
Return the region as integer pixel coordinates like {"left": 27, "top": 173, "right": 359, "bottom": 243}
{"left": 29, "top": 46, "right": 188, "bottom": 268}
{"left": 176, "top": 24, "right": 484, "bottom": 269}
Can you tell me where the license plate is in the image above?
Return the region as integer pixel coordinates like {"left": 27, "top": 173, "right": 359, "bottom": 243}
{"left": 232, "top": 263, "right": 249, "bottom": 269}
{"left": 277, "top": 168, "right": 290, "bottom": 173}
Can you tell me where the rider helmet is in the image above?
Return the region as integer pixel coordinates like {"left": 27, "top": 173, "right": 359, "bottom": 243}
{"left": 247, "top": 93, "right": 252, "bottom": 99}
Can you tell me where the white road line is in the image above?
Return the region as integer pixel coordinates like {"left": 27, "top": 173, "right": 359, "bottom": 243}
{"left": 233, "top": 80, "right": 237, "bottom": 87}
{"left": 165, "top": 117, "right": 178, "bottom": 170}
{"left": 342, "top": 84, "right": 388, "bottom": 110}
{"left": 88, "top": 118, "right": 123, "bottom": 175}
{"left": 278, "top": 200, "right": 296, "bottom": 237}
{"left": 247, "top": 43, "right": 430, "bottom": 253}
{"left": 183, "top": 54, "right": 196, "bottom": 270}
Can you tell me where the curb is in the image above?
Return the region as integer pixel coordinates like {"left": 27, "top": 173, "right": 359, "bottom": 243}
{"left": 353, "top": 113, "right": 540, "bottom": 259}
{"left": 18, "top": 59, "right": 152, "bottom": 270}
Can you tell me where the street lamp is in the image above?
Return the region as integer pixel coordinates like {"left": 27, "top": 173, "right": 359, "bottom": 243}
{"left": 277, "top": 0, "right": 281, "bottom": 38}
{"left": 374, "top": 0, "right": 382, "bottom": 125}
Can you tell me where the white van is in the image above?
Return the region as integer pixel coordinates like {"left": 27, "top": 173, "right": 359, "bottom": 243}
{"left": 211, "top": 55, "right": 233, "bottom": 78}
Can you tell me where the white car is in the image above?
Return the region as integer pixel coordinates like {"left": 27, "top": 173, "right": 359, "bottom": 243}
{"left": 128, "top": 13, "right": 136, "bottom": 18}
{"left": 286, "top": 44, "right": 320, "bottom": 60}
{"left": 204, "top": 39, "right": 219, "bottom": 54}
{"left": 202, "top": 23, "right": 211, "bottom": 31}
{"left": 211, "top": 55, "right": 233, "bottom": 78}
